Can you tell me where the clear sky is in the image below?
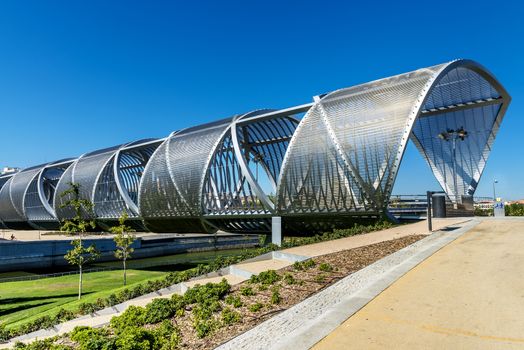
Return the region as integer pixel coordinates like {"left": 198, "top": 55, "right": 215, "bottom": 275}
{"left": 0, "top": 0, "right": 522, "bottom": 199}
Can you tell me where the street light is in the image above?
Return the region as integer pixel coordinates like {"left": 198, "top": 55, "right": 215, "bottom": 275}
{"left": 437, "top": 127, "right": 468, "bottom": 209}
{"left": 493, "top": 179, "right": 498, "bottom": 202}
{"left": 252, "top": 152, "right": 264, "bottom": 182}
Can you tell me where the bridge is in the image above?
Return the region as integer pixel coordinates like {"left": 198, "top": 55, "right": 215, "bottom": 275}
{"left": 0, "top": 59, "right": 511, "bottom": 241}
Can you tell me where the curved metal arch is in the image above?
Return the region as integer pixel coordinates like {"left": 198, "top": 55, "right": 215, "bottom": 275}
{"left": 138, "top": 116, "right": 237, "bottom": 232}
{"left": 230, "top": 111, "right": 278, "bottom": 212}
{"left": 276, "top": 59, "right": 510, "bottom": 218}
{"left": 200, "top": 111, "right": 300, "bottom": 232}
{"left": 399, "top": 59, "right": 511, "bottom": 203}
{"left": 0, "top": 177, "right": 24, "bottom": 224}
{"left": 54, "top": 146, "right": 122, "bottom": 221}
{"left": 32, "top": 160, "right": 75, "bottom": 220}
{"left": 0, "top": 165, "right": 50, "bottom": 229}
{"left": 113, "top": 141, "right": 161, "bottom": 216}
{"left": 53, "top": 157, "right": 81, "bottom": 220}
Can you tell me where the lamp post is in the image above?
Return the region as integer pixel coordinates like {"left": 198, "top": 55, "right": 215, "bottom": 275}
{"left": 493, "top": 179, "right": 498, "bottom": 202}
{"left": 252, "top": 152, "right": 264, "bottom": 182}
{"left": 438, "top": 127, "right": 468, "bottom": 209}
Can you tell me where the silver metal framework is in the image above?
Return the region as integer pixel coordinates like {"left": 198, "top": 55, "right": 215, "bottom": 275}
{"left": 0, "top": 59, "right": 510, "bottom": 233}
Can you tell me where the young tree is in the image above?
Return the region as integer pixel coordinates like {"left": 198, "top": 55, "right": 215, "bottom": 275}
{"left": 64, "top": 240, "right": 100, "bottom": 298}
{"left": 110, "top": 211, "right": 136, "bottom": 286}
{"left": 60, "top": 182, "right": 99, "bottom": 299}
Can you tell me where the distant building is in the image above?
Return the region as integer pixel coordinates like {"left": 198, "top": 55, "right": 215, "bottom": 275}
{"left": 474, "top": 199, "right": 495, "bottom": 210}
{"left": 0, "top": 167, "right": 19, "bottom": 175}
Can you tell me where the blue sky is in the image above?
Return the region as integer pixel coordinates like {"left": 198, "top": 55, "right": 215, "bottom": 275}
{"left": 0, "top": 0, "right": 522, "bottom": 199}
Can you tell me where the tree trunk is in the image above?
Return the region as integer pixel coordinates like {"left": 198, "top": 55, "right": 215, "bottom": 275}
{"left": 78, "top": 264, "right": 83, "bottom": 300}
{"left": 123, "top": 258, "right": 127, "bottom": 286}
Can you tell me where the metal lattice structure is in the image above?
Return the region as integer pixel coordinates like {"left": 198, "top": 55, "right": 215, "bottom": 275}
{"left": 0, "top": 59, "right": 511, "bottom": 233}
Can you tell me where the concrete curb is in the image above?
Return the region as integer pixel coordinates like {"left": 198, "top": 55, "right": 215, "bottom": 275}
{"left": 216, "top": 219, "right": 479, "bottom": 350}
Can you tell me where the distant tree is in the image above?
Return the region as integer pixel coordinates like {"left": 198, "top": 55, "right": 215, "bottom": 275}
{"left": 506, "top": 203, "right": 524, "bottom": 216}
{"left": 60, "top": 182, "right": 99, "bottom": 300}
{"left": 110, "top": 211, "right": 136, "bottom": 286}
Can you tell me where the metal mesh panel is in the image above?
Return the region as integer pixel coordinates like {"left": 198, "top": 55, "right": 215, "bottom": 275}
{"left": 423, "top": 67, "right": 500, "bottom": 110}
{"left": 139, "top": 141, "right": 179, "bottom": 219}
{"left": 7, "top": 168, "right": 42, "bottom": 221}
{"left": 25, "top": 165, "right": 70, "bottom": 223}
{"left": 54, "top": 162, "right": 76, "bottom": 220}
{"left": 73, "top": 152, "right": 115, "bottom": 202}
{"left": 54, "top": 150, "right": 117, "bottom": 221}
{"left": 0, "top": 176, "right": 11, "bottom": 191}
{"left": 24, "top": 174, "right": 54, "bottom": 222}
{"left": 0, "top": 177, "right": 23, "bottom": 222}
{"left": 411, "top": 67, "right": 504, "bottom": 202}
{"left": 93, "top": 156, "right": 129, "bottom": 219}
{"left": 278, "top": 65, "right": 445, "bottom": 215}
{"left": 167, "top": 126, "right": 230, "bottom": 215}
{"left": 118, "top": 146, "right": 157, "bottom": 206}
{"left": 203, "top": 117, "right": 298, "bottom": 217}
{"left": 139, "top": 119, "right": 232, "bottom": 232}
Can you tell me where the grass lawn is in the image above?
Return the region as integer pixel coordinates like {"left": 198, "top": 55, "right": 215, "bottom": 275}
{"left": 0, "top": 269, "right": 166, "bottom": 330}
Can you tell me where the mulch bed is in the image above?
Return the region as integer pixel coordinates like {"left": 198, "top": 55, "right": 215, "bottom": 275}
{"left": 178, "top": 234, "right": 426, "bottom": 349}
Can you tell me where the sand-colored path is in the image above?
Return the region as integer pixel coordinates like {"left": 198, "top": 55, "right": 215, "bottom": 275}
{"left": 313, "top": 219, "right": 524, "bottom": 350}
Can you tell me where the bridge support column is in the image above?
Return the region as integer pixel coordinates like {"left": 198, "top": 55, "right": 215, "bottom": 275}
{"left": 271, "top": 216, "right": 282, "bottom": 246}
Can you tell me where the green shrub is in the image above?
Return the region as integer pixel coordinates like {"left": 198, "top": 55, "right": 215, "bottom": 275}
{"left": 115, "top": 289, "right": 132, "bottom": 304}
{"left": 249, "top": 270, "right": 281, "bottom": 285}
{"left": 70, "top": 326, "right": 114, "bottom": 350}
{"left": 240, "top": 286, "right": 255, "bottom": 296}
{"left": 130, "top": 285, "right": 146, "bottom": 299}
{"left": 270, "top": 287, "right": 281, "bottom": 305}
{"left": 170, "top": 294, "right": 186, "bottom": 314}
{"left": 193, "top": 319, "right": 219, "bottom": 338}
{"left": 283, "top": 273, "right": 296, "bottom": 285}
{"left": 302, "top": 259, "right": 316, "bottom": 269}
{"left": 221, "top": 307, "right": 241, "bottom": 325}
{"left": 314, "top": 274, "right": 326, "bottom": 283}
{"left": 506, "top": 203, "right": 524, "bottom": 216}
{"left": 224, "top": 295, "right": 243, "bottom": 308}
{"left": 293, "top": 259, "right": 316, "bottom": 271}
{"left": 192, "top": 299, "right": 222, "bottom": 320}
{"left": 153, "top": 320, "right": 181, "bottom": 350}
{"left": 115, "top": 327, "right": 157, "bottom": 350}
{"left": 184, "top": 279, "right": 230, "bottom": 304}
{"left": 55, "top": 308, "right": 75, "bottom": 322}
{"left": 318, "top": 263, "right": 333, "bottom": 272}
{"left": 248, "top": 302, "right": 263, "bottom": 312}
{"left": 110, "top": 306, "right": 146, "bottom": 333}
{"left": 0, "top": 323, "right": 10, "bottom": 342}
{"left": 106, "top": 294, "right": 119, "bottom": 307}
{"left": 144, "top": 298, "right": 175, "bottom": 324}
{"left": 78, "top": 302, "right": 97, "bottom": 315}
{"left": 13, "top": 338, "right": 71, "bottom": 350}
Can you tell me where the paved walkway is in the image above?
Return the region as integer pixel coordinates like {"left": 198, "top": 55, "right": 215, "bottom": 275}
{"left": 313, "top": 218, "right": 524, "bottom": 350}
{"left": 285, "top": 218, "right": 466, "bottom": 258}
